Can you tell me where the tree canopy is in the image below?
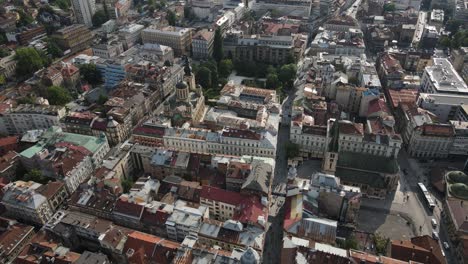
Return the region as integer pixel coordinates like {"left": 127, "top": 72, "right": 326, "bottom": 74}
{"left": 383, "top": 3, "right": 396, "bottom": 12}
{"left": 92, "top": 10, "right": 109, "bottom": 27}
{"left": 79, "top": 63, "right": 102, "bottom": 85}
{"left": 47, "top": 86, "right": 72, "bottom": 105}
{"left": 54, "top": 0, "right": 70, "bottom": 10}
{"left": 167, "top": 10, "right": 177, "bottom": 26}
{"left": 286, "top": 142, "right": 300, "bottom": 158}
{"left": 15, "top": 47, "right": 47, "bottom": 77}
{"left": 218, "top": 59, "right": 233, "bottom": 78}
{"left": 213, "top": 28, "right": 224, "bottom": 62}
{"left": 196, "top": 67, "right": 212, "bottom": 89}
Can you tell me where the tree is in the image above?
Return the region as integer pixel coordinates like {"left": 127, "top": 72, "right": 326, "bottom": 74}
{"left": 266, "top": 73, "right": 280, "bottom": 89}
{"left": 270, "top": 9, "right": 280, "bottom": 17}
{"left": 343, "top": 235, "right": 359, "bottom": 250}
{"left": 438, "top": 36, "right": 451, "bottom": 48}
{"left": 122, "top": 178, "right": 133, "bottom": 193}
{"left": 213, "top": 28, "right": 224, "bottom": 62}
{"left": 92, "top": 10, "right": 109, "bottom": 27}
{"left": 97, "top": 94, "right": 108, "bottom": 105}
{"left": 0, "top": 75, "right": 5, "bottom": 85}
{"left": 17, "top": 9, "right": 34, "bottom": 26}
{"left": 218, "top": 59, "right": 233, "bottom": 78}
{"left": 24, "top": 169, "right": 49, "bottom": 184}
{"left": 0, "top": 48, "right": 10, "bottom": 58}
{"left": 446, "top": 20, "right": 463, "bottom": 35}
{"left": 46, "top": 39, "right": 63, "bottom": 58}
{"left": 17, "top": 95, "right": 36, "bottom": 105}
{"left": 383, "top": 3, "right": 396, "bottom": 12}
{"left": 15, "top": 47, "right": 45, "bottom": 77}
{"left": 184, "top": 6, "right": 194, "bottom": 20}
{"left": 203, "top": 61, "right": 218, "bottom": 89}
{"left": 196, "top": 67, "right": 212, "bottom": 89}
{"left": 286, "top": 142, "right": 300, "bottom": 158}
{"left": 167, "top": 10, "right": 177, "bottom": 26}
{"left": 55, "top": 0, "right": 70, "bottom": 10}
{"left": 164, "top": 60, "right": 172, "bottom": 67}
{"left": 47, "top": 86, "right": 72, "bottom": 105}
{"left": 79, "top": 63, "right": 102, "bottom": 85}
{"left": 278, "top": 64, "right": 297, "bottom": 88}
{"left": 373, "top": 233, "right": 390, "bottom": 255}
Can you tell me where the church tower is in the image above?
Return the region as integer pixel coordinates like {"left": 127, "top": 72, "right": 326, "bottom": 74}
{"left": 183, "top": 56, "right": 196, "bottom": 91}
{"left": 322, "top": 118, "right": 339, "bottom": 175}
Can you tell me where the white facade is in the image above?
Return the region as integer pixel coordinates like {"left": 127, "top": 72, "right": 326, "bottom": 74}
{"left": 421, "top": 58, "right": 468, "bottom": 95}
{"left": 450, "top": 121, "right": 468, "bottom": 155}
{"left": 0, "top": 104, "right": 66, "bottom": 135}
{"left": 417, "top": 93, "right": 468, "bottom": 123}
{"left": 64, "top": 156, "right": 94, "bottom": 193}
{"left": 119, "top": 24, "right": 144, "bottom": 50}
{"left": 72, "top": 0, "right": 96, "bottom": 28}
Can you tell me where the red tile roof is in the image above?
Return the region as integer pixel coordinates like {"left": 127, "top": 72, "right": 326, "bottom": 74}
{"left": 0, "top": 136, "right": 18, "bottom": 148}
{"left": 391, "top": 235, "right": 446, "bottom": 264}
{"left": 387, "top": 89, "right": 418, "bottom": 108}
{"left": 221, "top": 128, "right": 261, "bottom": 140}
{"left": 114, "top": 198, "right": 144, "bottom": 219}
{"left": 201, "top": 186, "right": 243, "bottom": 206}
{"left": 338, "top": 121, "right": 364, "bottom": 135}
{"left": 367, "top": 98, "right": 390, "bottom": 116}
{"left": 232, "top": 195, "right": 266, "bottom": 225}
{"left": 421, "top": 124, "right": 454, "bottom": 137}
{"left": 123, "top": 231, "right": 179, "bottom": 264}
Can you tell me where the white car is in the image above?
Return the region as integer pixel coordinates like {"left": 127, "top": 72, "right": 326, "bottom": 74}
{"left": 432, "top": 231, "right": 439, "bottom": 241}
{"left": 443, "top": 242, "right": 450, "bottom": 250}
{"left": 431, "top": 218, "right": 437, "bottom": 228}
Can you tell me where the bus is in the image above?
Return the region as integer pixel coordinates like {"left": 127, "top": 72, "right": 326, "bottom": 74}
{"left": 418, "top": 182, "right": 436, "bottom": 211}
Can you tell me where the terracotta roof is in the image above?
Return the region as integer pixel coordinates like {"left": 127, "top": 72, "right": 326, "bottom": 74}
{"left": 421, "top": 124, "right": 454, "bottom": 137}
{"left": 123, "top": 231, "right": 179, "bottom": 264}
{"left": 232, "top": 195, "right": 266, "bottom": 225}
{"left": 387, "top": 89, "right": 418, "bottom": 108}
{"left": 201, "top": 186, "right": 243, "bottom": 206}
{"left": 37, "top": 182, "right": 65, "bottom": 199}
{"left": 114, "top": 198, "right": 144, "bottom": 219}
{"left": 221, "top": 128, "right": 261, "bottom": 140}
{"left": 0, "top": 224, "right": 34, "bottom": 256}
{"left": 367, "top": 98, "right": 390, "bottom": 116}
{"left": 0, "top": 136, "right": 18, "bottom": 148}
{"left": 391, "top": 235, "right": 446, "bottom": 264}
{"left": 338, "top": 121, "right": 364, "bottom": 135}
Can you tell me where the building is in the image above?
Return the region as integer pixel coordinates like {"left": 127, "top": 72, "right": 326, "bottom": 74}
{"left": 0, "top": 151, "right": 20, "bottom": 181}
{"left": 397, "top": 104, "right": 454, "bottom": 159}
{"left": 142, "top": 26, "right": 192, "bottom": 56}
{"left": 71, "top": 0, "right": 96, "bottom": 28}
{"left": 421, "top": 58, "right": 468, "bottom": 95}
{"left": 92, "top": 40, "right": 124, "bottom": 59}
{"left": 310, "top": 30, "right": 365, "bottom": 56}
{"left": 0, "top": 104, "right": 66, "bottom": 135}
{"left": 119, "top": 24, "right": 144, "bottom": 50}
{"left": 192, "top": 29, "right": 214, "bottom": 59}
{"left": 52, "top": 24, "right": 94, "bottom": 54}
{"left": 0, "top": 217, "right": 35, "bottom": 263}
{"left": 429, "top": 9, "right": 444, "bottom": 30}
{"left": 284, "top": 217, "right": 337, "bottom": 244}
{"left": 0, "top": 50, "right": 16, "bottom": 79}
{"left": 165, "top": 200, "right": 208, "bottom": 242}
{"left": 20, "top": 126, "right": 110, "bottom": 169}
{"left": 417, "top": 93, "right": 468, "bottom": 122}
{"left": 391, "top": 235, "right": 446, "bottom": 264}
{"left": 1, "top": 181, "right": 59, "bottom": 225}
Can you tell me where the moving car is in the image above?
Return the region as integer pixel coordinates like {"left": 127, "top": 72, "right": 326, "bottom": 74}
{"left": 443, "top": 242, "right": 450, "bottom": 250}
{"left": 432, "top": 231, "right": 439, "bottom": 241}
{"left": 431, "top": 218, "right": 437, "bottom": 228}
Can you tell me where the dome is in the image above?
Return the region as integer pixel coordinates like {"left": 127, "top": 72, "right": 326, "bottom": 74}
{"left": 107, "top": 116, "right": 119, "bottom": 128}
{"left": 449, "top": 183, "right": 468, "bottom": 200}
{"left": 240, "top": 247, "right": 260, "bottom": 264}
{"left": 447, "top": 171, "right": 468, "bottom": 184}
{"left": 176, "top": 81, "right": 188, "bottom": 89}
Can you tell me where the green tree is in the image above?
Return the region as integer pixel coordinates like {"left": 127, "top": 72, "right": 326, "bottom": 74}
{"left": 0, "top": 49, "right": 10, "bottom": 58}
{"left": 92, "top": 10, "right": 109, "bottom": 27}
{"left": 373, "top": 233, "right": 390, "bottom": 255}
{"left": 184, "top": 6, "right": 194, "bottom": 20}
{"left": 196, "top": 67, "right": 212, "bottom": 89}
{"left": 278, "top": 64, "right": 297, "bottom": 88}
{"left": 286, "top": 53, "right": 296, "bottom": 64}
{"left": 97, "top": 94, "right": 108, "bottom": 105}
{"left": 167, "top": 10, "right": 177, "bottom": 26}
{"left": 203, "top": 61, "right": 218, "bottom": 89}
{"left": 446, "top": 20, "right": 463, "bottom": 35}
{"left": 266, "top": 73, "right": 280, "bottom": 89}
{"left": 213, "top": 28, "right": 224, "bottom": 62}
{"left": 122, "top": 178, "right": 133, "bottom": 193}
{"left": 79, "top": 63, "right": 102, "bottom": 85}
{"left": 218, "top": 59, "right": 233, "bottom": 78}
{"left": 0, "top": 75, "right": 5, "bottom": 85}
{"left": 15, "top": 47, "right": 45, "bottom": 77}
{"left": 383, "top": 3, "right": 396, "bottom": 12}
{"left": 164, "top": 60, "right": 172, "bottom": 66}
{"left": 46, "top": 39, "right": 63, "bottom": 58}
{"left": 55, "top": 0, "right": 70, "bottom": 10}
{"left": 17, "top": 95, "right": 36, "bottom": 105}
{"left": 24, "top": 169, "right": 49, "bottom": 184}
{"left": 47, "top": 86, "right": 72, "bottom": 105}
{"left": 286, "top": 142, "right": 300, "bottom": 158}
{"left": 17, "top": 9, "right": 34, "bottom": 26}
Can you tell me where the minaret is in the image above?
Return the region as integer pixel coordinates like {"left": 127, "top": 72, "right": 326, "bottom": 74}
{"left": 183, "top": 56, "right": 196, "bottom": 91}
{"left": 322, "top": 118, "right": 339, "bottom": 175}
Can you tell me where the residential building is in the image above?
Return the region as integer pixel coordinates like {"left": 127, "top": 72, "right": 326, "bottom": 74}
{"left": 52, "top": 24, "right": 94, "bottom": 54}
{"left": 397, "top": 104, "right": 454, "bottom": 159}
{"left": 376, "top": 53, "right": 405, "bottom": 89}
{"left": 0, "top": 50, "right": 16, "bottom": 79}
{"left": 450, "top": 47, "right": 468, "bottom": 72}
{"left": 142, "top": 26, "right": 192, "bottom": 56}
{"left": 165, "top": 200, "right": 208, "bottom": 242}
{"left": 391, "top": 235, "right": 446, "bottom": 264}
{"left": 192, "top": 29, "right": 214, "bottom": 59}
{"left": 284, "top": 217, "right": 337, "bottom": 244}
{"left": 20, "top": 126, "right": 110, "bottom": 169}
{"left": 0, "top": 151, "right": 20, "bottom": 181}
{"left": 0, "top": 217, "right": 35, "bottom": 263}
{"left": 1, "top": 181, "right": 58, "bottom": 225}
{"left": 0, "top": 104, "right": 66, "bottom": 135}
{"left": 417, "top": 93, "right": 468, "bottom": 122}
{"left": 139, "top": 43, "right": 174, "bottom": 63}
{"left": 118, "top": 24, "right": 144, "bottom": 50}
{"left": 92, "top": 40, "right": 124, "bottom": 59}
{"left": 421, "top": 58, "right": 468, "bottom": 95}
{"left": 310, "top": 30, "right": 365, "bottom": 56}
{"left": 429, "top": 9, "right": 444, "bottom": 30}
{"left": 71, "top": 0, "right": 96, "bottom": 28}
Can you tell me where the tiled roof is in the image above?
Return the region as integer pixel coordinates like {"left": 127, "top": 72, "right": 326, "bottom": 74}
{"left": 420, "top": 124, "right": 454, "bottom": 137}
{"left": 338, "top": 121, "right": 364, "bottom": 135}
{"left": 37, "top": 182, "right": 65, "bottom": 199}
{"left": 114, "top": 198, "right": 144, "bottom": 219}
{"left": 391, "top": 235, "right": 446, "bottom": 264}
{"left": 0, "top": 136, "right": 18, "bottom": 147}
{"left": 201, "top": 186, "right": 243, "bottom": 206}
{"left": 123, "top": 231, "right": 179, "bottom": 264}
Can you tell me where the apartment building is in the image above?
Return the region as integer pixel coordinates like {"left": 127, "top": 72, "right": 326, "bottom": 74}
{"left": 421, "top": 58, "right": 468, "bottom": 95}
{"left": 397, "top": 104, "right": 454, "bottom": 159}
{"left": 192, "top": 29, "right": 214, "bottom": 59}
{"left": 449, "top": 121, "right": 468, "bottom": 156}
{"left": 200, "top": 186, "right": 242, "bottom": 221}
{"left": 92, "top": 41, "right": 124, "bottom": 59}
{"left": 52, "top": 24, "right": 94, "bottom": 54}
{"left": 418, "top": 93, "right": 468, "bottom": 123}
{"left": 2, "top": 181, "right": 57, "bottom": 225}
{"left": 0, "top": 218, "right": 35, "bottom": 263}
{"left": 165, "top": 200, "right": 208, "bottom": 242}
{"left": 0, "top": 104, "right": 66, "bottom": 135}
{"left": 71, "top": 0, "right": 96, "bottom": 28}
{"left": 142, "top": 26, "right": 192, "bottom": 56}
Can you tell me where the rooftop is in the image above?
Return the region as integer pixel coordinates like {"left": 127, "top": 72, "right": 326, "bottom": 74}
{"left": 424, "top": 58, "right": 468, "bottom": 94}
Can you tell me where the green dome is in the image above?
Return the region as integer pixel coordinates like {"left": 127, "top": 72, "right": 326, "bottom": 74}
{"left": 447, "top": 171, "right": 468, "bottom": 184}
{"left": 449, "top": 183, "right": 468, "bottom": 200}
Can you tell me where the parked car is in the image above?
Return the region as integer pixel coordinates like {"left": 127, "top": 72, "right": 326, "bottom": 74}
{"left": 432, "top": 231, "right": 439, "bottom": 241}
{"left": 431, "top": 218, "right": 437, "bottom": 228}
{"left": 443, "top": 242, "right": 450, "bottom": 250}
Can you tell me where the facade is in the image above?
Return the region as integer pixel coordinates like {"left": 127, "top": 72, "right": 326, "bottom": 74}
{"left": 0, "top": 104, "right": 66, "bottom": 135}
{"left": 0, "top": 218, "right": 35, "bottom": 263}
{"left": 118, "top": 24, "right": 144, "bottom": 50}
{"left": 165, "top": 200, "right": 208, "bottom": 242}
{"left": 142, "top": 26, "right": 193, "bottom": 56}
{"left": 192, "top": 29, "right": 214, "bottom": 59}
{"left": 92, "top": 41, "right": 124, "bottom": 59}
{"left": 421, "top": 58, "right": 468, "bottom": 95}
{"left": 1, "top": 181, "right": 56, "bottom": 225}
{"left": 418, "top": 93, "right": 468, "bottom": 123}
{"left": 52, "top": 24, "right": 94, "bottom": 54}
{"left": 0, "top": 50, "right": 16, "bottom": 79}
{"left": 71, "top": 0, "right": 96, "bottom": 28}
